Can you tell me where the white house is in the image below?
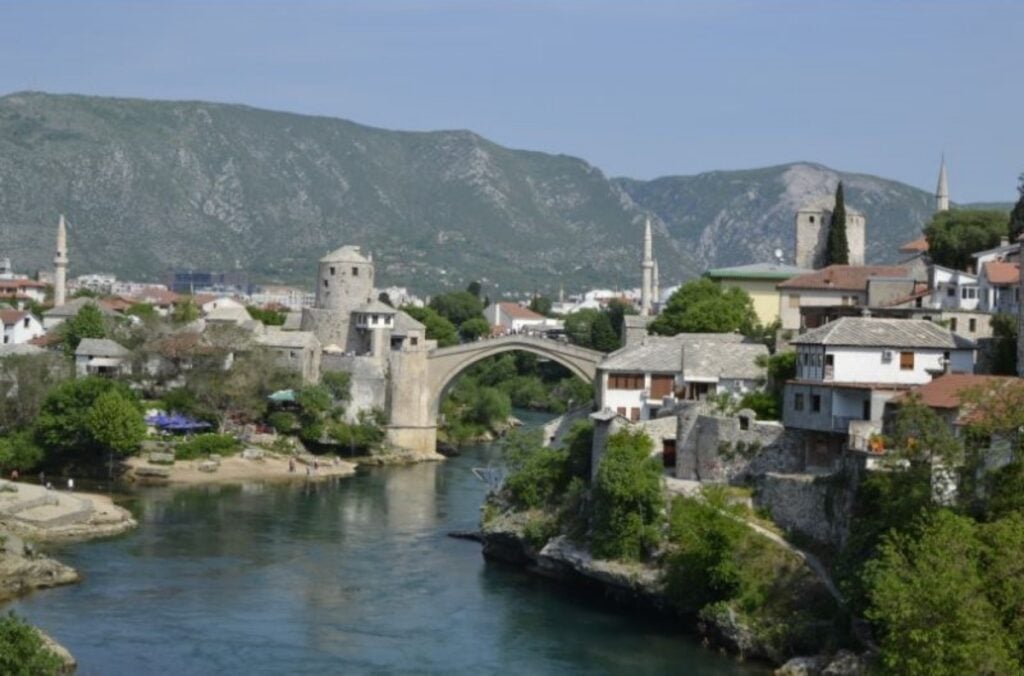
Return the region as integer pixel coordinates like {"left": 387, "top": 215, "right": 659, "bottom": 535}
{"left": 783, "top": 317, "right": 975, "bottom": 466}
{"left": 483, "top": 302, "right": 548, "bottom": 333}
{"left": 978, "top": 260, "right": 1019, "bottom": 315}
{"left": 596, "top": 333, "right": 766, "bottom": 422}
{"left": 0, "top": 309, "right": 45, "bottom": 345}
{"left": 927, "top": 265, "right": 980, "bottom": 311}
{"left": 74, "top": 338, "right": 131, "bottom": 377}
{"left": 0, "top": 279, "right": 47, "bottom": 305}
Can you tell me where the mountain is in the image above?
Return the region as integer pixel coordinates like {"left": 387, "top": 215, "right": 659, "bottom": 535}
{"left": 0, "top": 91, "right": 968, "bottom": 294}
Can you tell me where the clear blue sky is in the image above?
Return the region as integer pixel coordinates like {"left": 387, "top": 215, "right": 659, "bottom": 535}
{"left": 1, "top": 0, "right": 1020, "bottom": 202}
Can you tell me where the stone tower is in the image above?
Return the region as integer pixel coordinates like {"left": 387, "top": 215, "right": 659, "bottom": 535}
{"left": 936, "top": 156, "right": 950, "bottom": 213}
{"left": 652, "top": 259, "right": 660, "bottom": 309}
{"left": 54, "top": 214, "right": 68, "bottom": 308}
{"left": 794, "top": 197, "right": 866, "bottom": 269}
{"left": 640, "top": 217, "right": 654, "bottom": 316}
{"left": 300, "top": 245, "right": 376, "bottom": 349}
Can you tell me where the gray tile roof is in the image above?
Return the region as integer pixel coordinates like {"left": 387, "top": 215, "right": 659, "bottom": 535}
{"left": 256, "top": 330, "right": 319, "bottom": 350}
{"left": 281, "top": 312, "right": 303, "bottom": 331}
{"left": 43, "top": 297, "right": 115, "bottom": 318}
{"left": 682, "top": 341, "right": 768, "bottom": 381}
{"left": 74, "top": 338, "right": 130, "bottom": 358}
{"left": 393, "top": 311, "right": 425, "bottom": 335}
{"left": 354, "top": 299, "right": 397, "bottom": 314}
{"left": 0, "top": 344, "right": 44, "bottom": 358}
{"left": 599, "top": 333, "right": 747, "bottom": 373}
{"left": 790, "top": 317, "right": 976, "bottom": 349}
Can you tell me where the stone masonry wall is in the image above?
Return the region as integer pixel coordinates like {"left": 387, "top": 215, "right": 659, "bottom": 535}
{"left": 753, "top": 459, "right": 860, "bottom": 549}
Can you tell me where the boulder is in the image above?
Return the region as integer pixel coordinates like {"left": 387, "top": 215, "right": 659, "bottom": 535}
{"left": 241, "top": 448, "right": 265, "bottom": 460}
{"left": 822, "top": 650, "right": 867, "bottom": 676}
{"left": 776, "top": 656, "right": 826, "bottom": 676}
{"left": 197, "top": 460, "right": 219, "bottom": 473}
{"left": 148, "top": 451, "right": 175, "bottom": 465}
{"left": 134, "top": 466, "right": 170, "bottom": 479}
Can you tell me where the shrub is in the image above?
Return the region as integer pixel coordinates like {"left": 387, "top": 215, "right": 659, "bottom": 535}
{"left": 0, "top": 613, "right": 64, "bottom": 676}
{"left": 664, "top": 496, "right": 748, "bottom": 611}
{"left": 502, "top": 430, "right": 571, "bottom": 510}
{"left": 267, "top": 411, "right": 297, "bottom": 434}
{"left": 0, "top": 432, "right": 45, "bottom": 472}
{"left": 523, "top": 513, "right": 560, "bottom": 548}
{"left": 174, "top": 433, "right": 241, "bottom": 460}
{"left": 737, "top": 391, "right": 778, "bottom": 420}
{"left": 590, "top": 429, "right": 663, "bottom": 561}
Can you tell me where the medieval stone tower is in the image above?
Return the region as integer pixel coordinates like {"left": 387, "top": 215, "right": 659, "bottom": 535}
{"left": 300, "top": 245, "right": 376, "bottom": 350}
{"left": 794, "top": 196, "right": 866, "bottom": 269}
{"left": 53, "top": 214, "right": 68, "bottom": 308}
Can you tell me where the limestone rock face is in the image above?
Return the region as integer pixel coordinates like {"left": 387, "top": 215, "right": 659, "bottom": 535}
{"left": 0, "top": 534, "right": 79, "bottom": 602}
{"left": 776, "top": 655, "right": 826, "bottom": 676}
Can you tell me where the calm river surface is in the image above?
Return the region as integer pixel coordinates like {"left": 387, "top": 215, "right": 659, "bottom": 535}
{"left": 11, "top": 412, "right": 763, "bottom": 675}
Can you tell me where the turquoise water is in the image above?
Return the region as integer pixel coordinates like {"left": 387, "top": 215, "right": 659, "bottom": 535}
{"left": 10, "top": 414, "right": 763, "bottom": 675}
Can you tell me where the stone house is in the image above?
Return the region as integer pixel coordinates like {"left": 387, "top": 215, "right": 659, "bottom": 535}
{"left": 483, "top": 302, "right": 549, "bottom": 334}
{"left": 255, "top": 329, "right": 322, "bottom": 385}
{"left": 784, "top": 317, "right": 975, "bottom": 466}
{"left": 75, "top": 338, "right": 131, "bottom": 377}
{"left": 42, "top": 297, "right": 117, "bottom": 330}
{"left": 776, "top": 265, "right": 912, "bottom": 331}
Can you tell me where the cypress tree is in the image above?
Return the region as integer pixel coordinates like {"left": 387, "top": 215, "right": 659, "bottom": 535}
{"left": 826, "top": 181, "right": 850, "bottom": 265}
{"left": 1008, "top": 173, "right": 1024, "bottom": 242}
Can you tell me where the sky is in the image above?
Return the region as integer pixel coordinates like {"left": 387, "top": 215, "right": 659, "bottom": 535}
{"left": 0, "top": 0, "right": 1020, "bottom": 202}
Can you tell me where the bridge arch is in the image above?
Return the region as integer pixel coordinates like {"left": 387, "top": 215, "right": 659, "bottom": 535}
{"left": 425, "top": 336, "right": 605, "bottom": 419}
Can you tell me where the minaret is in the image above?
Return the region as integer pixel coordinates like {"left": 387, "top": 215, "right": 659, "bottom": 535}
{"left": 935, "top": 155, "right": 950, "bottom": 213}
{"left": 652, "top": 259, "right": 660, "bottom": 310}
{"left": 54, "top": 214, "right": 68, "bottom": 308}
{"left": 640, "top": 216, "right": 654, "bottom": 316}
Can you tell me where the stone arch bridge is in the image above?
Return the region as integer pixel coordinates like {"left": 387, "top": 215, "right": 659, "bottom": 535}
{"left": 386, "top": 335, "right": 606, "bottom": 454}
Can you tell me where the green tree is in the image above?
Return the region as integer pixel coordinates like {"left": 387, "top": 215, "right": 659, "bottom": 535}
{"left": 246, "top": 306, "right": 285, "bottom": 326}
{"left": 403, "top": 306, "right": 458, "bottom": 347}
{"left": 126, "top": 302, "right": 157, "bottom": 321}
{"left": 458, "top": 317, "right": 490, "bottom": 341}
{"left": 321, "top": 371, "right": 352, "bottom": 405}
{"left": 888, "top": 393, "right": 963, "bottom": 466}
{"left": 34, "top": 377, "right": 139, "bottom": 457}
{"left": 429, "top": 291, "right": 484, "bottom": 327}
{"left": 466, "top": 280, "right": 482, "bottom": 299}
{"left": 61, "top": 303, "right": 106, "bottom": 354}
{"left": 825, "top": 181, "right": 850, "bottom": 265}
{"left": 589, "top": 312, "right": 619, "bottom": 352}
{"left": 171, "top": 297, "right": 200, "bottom": 323}
{"left": 604, "top": 298, "right": 635, "bottom": 338}
{"left": 924, "top": 209, "right": 1009, "bottom": 271}
{"left": 0, "top": 432, "right": 45, "bottom": 473}
{"left": 0, "top": 353, "right": 70, "bottom": 432}
{"left": 563, "top": 308, "right": 601, "bottom": 348}
{"left": 590, "top": 429, "right": 663, "bottom": 561}
{"left": 1008, "top": 173, "right": 1024, "bottom": 242}
{"left": 989, "top": 313, "right": 1017, "bottom": 375}
{"left": 0, "top": 613, "right": 64, "bottom": 676}
{"left": 528, "top": 295, "right": 553, "bottom": 316}
{"left": 649, "top": 278, "right": 758, "bottom": 335}
{"left": 863, "top": 510, "right": 1019, "bottom": 675}
{"left": 86, "top": 390, "right": 146, "bottom": 456}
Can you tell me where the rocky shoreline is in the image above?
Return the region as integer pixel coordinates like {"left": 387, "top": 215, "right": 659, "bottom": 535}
{"left": 478, "top": 511, "right": 868, "bottom": 675}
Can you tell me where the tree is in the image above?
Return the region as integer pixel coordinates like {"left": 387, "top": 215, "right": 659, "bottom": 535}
{"left": 86, "top": 390, "right": 146, "bottom": 456}
{"left": 402, "top": 306, "right": 458, "bottom": 347}
{"left": 466, "top": 280, "right": 482, "bottom": 299}
{"left": 428, "top": 291, "right": 484, "bottom": 327}
{"left": 589, "top": 312, "right": 619, "bottom": 352}
{"left": 246, "top": 306, "right": 285, "bottom": 326}
{"left": 888, "top": 394, "right": 963, "bottom": 466}
{"left": 925, "top": 209, "right": 1009, "bottom": 271}
{"left": 1009, "top": 173, "right": 1024, "bottom": 242}
{"left": 0, "top": 432, "right": 44, "bottom": 473}
{"left": 321, "top": 371, "right": 352, "bottom": 405}
{"left": 171, "top": 297, "right": 199, "bottom": 323}
{"left": 528, "top": 295, "right": 552, "bottom": 316}
{"left": 34, "top": 377, "right": 140, "bottom": 458}
{"left": 458, "top": 317, "right": 490, "bottom": 341}
{"left": 377, "top": 291, "right": 392, "bottom": 307}
{"left": 0, "top": 613, "right": 64, "bottom": 675}
{"left": 863, "top": 510, "right": 1019, "bottom": 675}
{"left": 563, "top": 308, "right": 601, "bottom": 348}
{"left": 126, "top": 302, "right": 157, "bottom": 321}
{"left": 61, "top": 303, "right": 106, "bottom": 354}
{"left": 0, "top": 353, "right": 70, "bottom": 432}
{"left": 989, "top": 313, "right": 1017, "bottom": 375}
{"left": 590, "top": 429, "right": 663, "bottom": 561}
{"left": 826, "top": 181, "right": 850, "bottom": 265}
{"left": 649, "top": 278, "right": 758, "bottom": 335}
{"left": 604, "top": 298, "right": 635, "bottom": 338}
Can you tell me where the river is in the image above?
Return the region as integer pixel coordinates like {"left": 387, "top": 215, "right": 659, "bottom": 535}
{"left": 10, "top": 412, "right": 763, "bottom": 675}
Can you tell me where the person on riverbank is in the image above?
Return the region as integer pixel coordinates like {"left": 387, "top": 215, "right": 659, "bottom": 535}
{"left": 38, "top": 471, "right": 45, "bottom": 485}
{"left": 10, "top": 469, "right": 18, "bottom": 481}
{"left": 67, "top": 477, "right": 75, "bottom": 491}
{"left": 288, "top": 457, "right": 295, "bottom": 473}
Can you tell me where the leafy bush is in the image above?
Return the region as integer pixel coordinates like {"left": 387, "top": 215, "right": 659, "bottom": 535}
{"left": 664, "top": 496, "right": 748, "bottom": 611}
{"left": 0, "top": 613, "right": 64, "bottom": 676}
{"left": 328, "top": 410, "right": 386, "bottom": 451}
{"left": 502, "top": 430, "right": 571, "bottom": 510}
{"left": 523, "top": 513, "right": 560, "bottom": 548}
{"left": 0, "top": 432, "right": 45, "bottom": 472}
{"left": 737, "top": 391, "right": 778, "bottom": 420}
{"left": 174, "top": 433, "right": 241, "bottom": 460}
{"left": 590, "top": 429, "right": 663, "bottom": 561}
{"left": 267, "top": 411, "right": 297, "bottom": 434}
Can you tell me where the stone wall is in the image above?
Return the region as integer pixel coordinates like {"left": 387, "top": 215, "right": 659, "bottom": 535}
{"left": 675, "top": 404, "right": 804, "bottom": 483}
{"left": 753, "top": 460, "right": 860, "bottom": 549}
{"left": 321, "top": 354, "right": 386, "bottom": 421}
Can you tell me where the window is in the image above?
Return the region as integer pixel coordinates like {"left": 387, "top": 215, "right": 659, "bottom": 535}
{"left": 22, "top": 317, "right": 28, "bottom": 328}
{"left": 969, "top": 318, "right": 977, "bottom": 332}
{"left": 410, "top": 337, "right": 418, "bottom": 346}
{"left": 323, "top": 280, "right": 328, "bottom": 288}
{"left": 811, "top": 395, "right": 821, "bottom": 412}
{"left": 899, "top": 351, "right": 915, "bottom": 370}
{"left": 947, "top": 287, "right": 955, "bottom": 297}
{"left": 794, "top": 393, "right": 804, "bottom": 411}
{"left": 352, "top": 267, "right": 359, "bottom": 276}
{"left": 950, "top": 318, "right": 958, "bottom": 332}
{"left": 809, "top": 215, "right": 815, "bottom": 223}
{"left": 650, "top": 375, "right": 674, "bottom": 398}
{"left": 630, "top": 407, "right": 640, "bottom": 422}
{"left": 608, "top": 373, "right": 644, "bottom": 390}
{"left": 616, "top": 407, "right": 627, "bottom": 417}
{"left": 788, "top": 294, "right": 800, "bottom": 309}
{"left": 739, "top": 415, "right": 750, "bottom": 431}
{"left": 329, "top": 266, "right": 336, "bottom": 276}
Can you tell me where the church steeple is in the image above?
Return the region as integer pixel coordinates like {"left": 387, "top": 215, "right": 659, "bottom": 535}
{"left": 54, "top": 214, "right": 68, "bottom": 308}
{"left": 936, "top": 155, "right": 950, "bottom": 213}
{"left": 640, "top": 216, "right": 654, "bottom": 316}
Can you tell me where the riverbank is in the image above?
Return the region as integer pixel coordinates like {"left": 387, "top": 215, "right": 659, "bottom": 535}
{"left": 124, "top": 453, "right": 358, "bottom": 485}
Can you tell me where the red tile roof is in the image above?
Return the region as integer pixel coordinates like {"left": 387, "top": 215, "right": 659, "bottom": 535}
{"left": 900, "top": 374, "right": 1019, "bottom": 410}
{"left": 983, "top": 261, "right": 1019, "bottom": 286}
{"left": 0, "top": 279, "right": 46, "bottom": 290}
{"left": 498, "top": 302, "right": 544, "bottom": 320}
{"left": 777, "top": 265, "right": 910, "bottom": 292}
{"left": 898, "top": 236, "right": 929, "bottom": 254}
{"left": 0, "top": 309, "right": 26, "bottom": 325}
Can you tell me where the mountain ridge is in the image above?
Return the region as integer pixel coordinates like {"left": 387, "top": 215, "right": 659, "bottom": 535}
{"left": 0, "top": 91, "right": 1001, "bottom": 294}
